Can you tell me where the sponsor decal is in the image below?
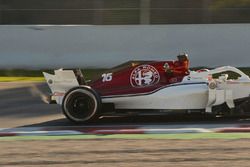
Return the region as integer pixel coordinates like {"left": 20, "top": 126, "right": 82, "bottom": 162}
{"left": 53, "top": 92, "right": 65, "bottom": 96}
{"left": 130, "top": 65, "right": 160, "bottom": 87}
{"left": 169, "top": 77, "right": 178, "bottom": 83}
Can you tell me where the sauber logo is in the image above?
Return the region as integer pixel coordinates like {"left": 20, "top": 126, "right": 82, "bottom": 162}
{"left": 130, "top": 65, "right": 160, "bottom": 87}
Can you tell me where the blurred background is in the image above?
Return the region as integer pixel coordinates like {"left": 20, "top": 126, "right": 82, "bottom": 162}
{"left": 0, "top": 0, "right": 250, "bottom": 70}
{"left": 1, "top": 0, "right": 250, "bottom": 25}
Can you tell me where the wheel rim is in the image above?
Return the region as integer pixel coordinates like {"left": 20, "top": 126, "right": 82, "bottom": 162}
{"left": 63, "top": 89, "right": 98, "bottom": 122}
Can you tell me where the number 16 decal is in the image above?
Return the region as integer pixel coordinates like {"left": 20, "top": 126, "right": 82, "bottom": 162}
{"left": 102, "top": 73, "right": 113, "bottom": 82}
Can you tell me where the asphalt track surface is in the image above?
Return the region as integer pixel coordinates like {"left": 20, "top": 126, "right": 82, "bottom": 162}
{"left": 1, "top": 82, "right": 250, "bottom": 128}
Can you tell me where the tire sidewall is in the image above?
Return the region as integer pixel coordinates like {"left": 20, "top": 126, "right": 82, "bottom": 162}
{"left": 62, "top": 86, "right": 101, "bottom": 123}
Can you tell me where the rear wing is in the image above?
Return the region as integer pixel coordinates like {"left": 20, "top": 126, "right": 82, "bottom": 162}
{"left": 43, "top": 69, "right": 85, "bottom": 104}
{"left": 43, "top": 69, "right": 79, "bottom": 94}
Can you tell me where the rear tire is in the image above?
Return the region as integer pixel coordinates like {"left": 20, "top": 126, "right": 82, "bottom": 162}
{"left": 62, "top": 86, "right": 101, "bottom": 123}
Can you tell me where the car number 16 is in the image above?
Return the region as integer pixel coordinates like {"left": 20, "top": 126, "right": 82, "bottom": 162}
{"left": 102, "top": 73, "right": 113, "bottom": 82}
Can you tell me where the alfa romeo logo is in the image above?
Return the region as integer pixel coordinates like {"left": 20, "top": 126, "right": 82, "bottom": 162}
{"left": 130, "top": 65, "right": 160, "bottom": 87}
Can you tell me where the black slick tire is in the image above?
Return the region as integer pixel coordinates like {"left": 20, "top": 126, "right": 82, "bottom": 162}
{"left": 62, "top": 86, "right": 101, "bottom": 123}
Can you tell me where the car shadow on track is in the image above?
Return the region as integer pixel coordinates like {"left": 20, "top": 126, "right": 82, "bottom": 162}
{"left": 19, "top": 114, "right": 250, "bottom": 127}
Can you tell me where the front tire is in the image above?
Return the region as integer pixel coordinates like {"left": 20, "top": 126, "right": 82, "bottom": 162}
{"left": 62, "top": 86, "right": 101, "bottom": 123}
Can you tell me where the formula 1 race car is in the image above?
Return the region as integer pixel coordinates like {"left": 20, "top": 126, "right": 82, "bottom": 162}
{"left": 43, "top": 54, "right": 250, "bottom": 123}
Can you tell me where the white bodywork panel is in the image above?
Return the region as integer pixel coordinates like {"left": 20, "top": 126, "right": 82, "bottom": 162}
{"left": 102, "top": 83, "right": 208, "bottom": 109}
{"left": 43, "top": 66, "right": 250, "bottom": 112}
{"left": 43, "top": 69, "right": 79, "bottom": 104}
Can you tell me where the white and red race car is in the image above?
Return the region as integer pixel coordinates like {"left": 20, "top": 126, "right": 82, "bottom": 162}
{"left": 43, "top": 56, "right": 250, "bottom": 123}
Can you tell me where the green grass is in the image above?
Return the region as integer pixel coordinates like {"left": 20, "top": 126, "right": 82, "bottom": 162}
{"left": 0, "top": 77, "right": 45, "bottom": 82}
{"left": 1, "top": 133, "right": 250, "bottom": 141}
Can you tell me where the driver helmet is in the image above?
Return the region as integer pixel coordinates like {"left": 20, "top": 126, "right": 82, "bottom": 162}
{"left": 177, "top": 53, "right": 189, "bottom": 62}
